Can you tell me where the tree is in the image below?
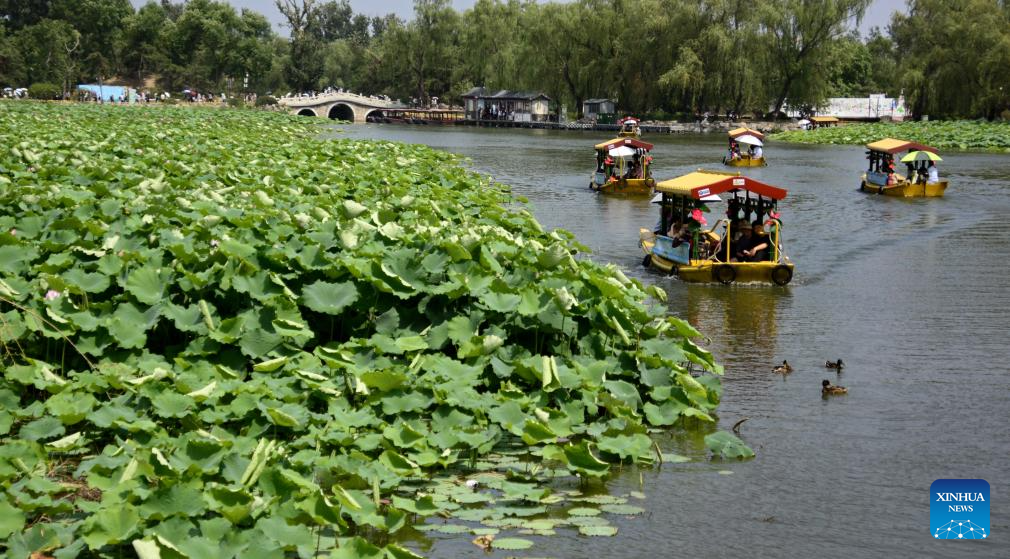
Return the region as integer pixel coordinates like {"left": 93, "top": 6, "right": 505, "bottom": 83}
{"left": 891, "top": 0, "right": 1010, "bottom": 119}
{"left": 50, "top": 0, "right": 132, "bottom": 79}
{"left": 15, "top": 19, "right": 81, "bottom": 91}
{"left": 760, "top": 0, "right": 871, "bottom": 115}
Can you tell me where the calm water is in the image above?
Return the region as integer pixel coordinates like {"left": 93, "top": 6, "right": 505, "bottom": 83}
{"left": 339, "top": 124, "right": 1010, "bottom": 557}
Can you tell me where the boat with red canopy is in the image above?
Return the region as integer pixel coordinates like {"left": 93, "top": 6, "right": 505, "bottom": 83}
{"left": 589, "top": 136, "right": 655, "bottom": 195}
{"left": 640, "top": 169, "right": 794, "bottom": 285}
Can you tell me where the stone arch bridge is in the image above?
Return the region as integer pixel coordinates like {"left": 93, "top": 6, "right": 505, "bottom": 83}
{"left": 278, "top": 92, "right": 404, "bottom": 123}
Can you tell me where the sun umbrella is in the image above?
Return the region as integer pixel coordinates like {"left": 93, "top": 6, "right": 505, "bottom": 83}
{"left": 651, "top": 192, "right": 721, "bottom": 203}
{"left": 797, "top": 119, "right": 810, "bottom": 126}
{"left": 609, "top": 145, "right": 636, "bottom": 157}
{"left": 900, "top": 151, "right": 942, "bottom": 162}
{"left": 734, "top": 134, "right": 764, "bottom": 146}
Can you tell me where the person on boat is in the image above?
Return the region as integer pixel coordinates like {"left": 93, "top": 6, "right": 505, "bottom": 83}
{"left": 906, "top": 161, "right": 917, "bottom": 183}
{"left": 753, "top": 144, "right": 763, "bottom": 159}
{"left": 748, "top": 221, "right": 773, "bottom": 261}
{"left": 731, "top": 221, "right": 754, "bottom": 261}
{"left": 886, "top": 162, "right": 897, "bottom": 185}
{"left": 926, "top": 161, "right": 939, "bottom": 183}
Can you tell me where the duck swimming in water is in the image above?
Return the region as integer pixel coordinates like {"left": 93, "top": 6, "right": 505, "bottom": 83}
{"left": 773, "top": 360, "right": 793, "bottom": 373}
{"left": 825, "top": 359, "right": 845, "bottom": 370}
{"left": 822, "top": 379, "right": 848, "bottom": 395}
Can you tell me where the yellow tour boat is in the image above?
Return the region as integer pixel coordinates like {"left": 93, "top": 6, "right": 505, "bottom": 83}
{"left": 860, "top": 138, "right": 948, "bottom": 197}
{"left": 640, "top": 169, "right": 794, "bottom": 285}
{"left": 724, "top": 127, "right": 767, "bottom": 167}
{"left": 617, "top": 116, "right": 641, "bottom": 138}
{"left": 589, "top": 137, "right": 655, "bottom": 195}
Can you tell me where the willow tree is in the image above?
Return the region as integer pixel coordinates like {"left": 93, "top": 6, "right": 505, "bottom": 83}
{"left": 891, "top": 0, "right": 1010, "bottom": 119}
{"left": 760, "top": 0, "right": 870, "bottom": 115}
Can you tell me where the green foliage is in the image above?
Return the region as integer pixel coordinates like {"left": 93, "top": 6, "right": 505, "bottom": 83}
{"left": 890, "top": 0, "right": 1010, "bottom": 119}
{"left": 0, "top": 102, "right": 743, "bottom": 556}
{"left": 772, "top": 120, "right": 1010, "bottom": 151}
{"left": 254, "top": 95, "right": 277, "bottom": 107}
{"left": 27, "top": 82, "right": 62, "bottom": 100}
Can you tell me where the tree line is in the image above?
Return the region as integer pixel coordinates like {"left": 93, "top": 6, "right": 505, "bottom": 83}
{"left": 1, "top": 0, "right": 1008, "bottom": 119}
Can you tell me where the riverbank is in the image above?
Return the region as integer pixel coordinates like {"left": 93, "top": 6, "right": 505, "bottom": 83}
{"left": 0, "top": 103, "right": 744, "bottom": 557}
{"left": 771, "top": 119, "right": 1010, "bottom": 151}
{"left": 387, "top": 117, "right": 800, "bottom": 135}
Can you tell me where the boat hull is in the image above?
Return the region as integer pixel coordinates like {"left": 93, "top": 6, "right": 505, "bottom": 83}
{"left": 724, "top": 155, "right": 766, "bottom": 167}
{"left": 860, "top": 178, "right": 947, "bottom": 197}
{"left": 591, "top": 178, "right": 654, "bottom": 195}
{"left": 640, "top": 231, "right": 793, "bottom": 285}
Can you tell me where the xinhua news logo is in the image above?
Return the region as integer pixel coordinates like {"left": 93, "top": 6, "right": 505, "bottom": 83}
{"left": 931, "top": 479, "right": 990, "bottom": 540}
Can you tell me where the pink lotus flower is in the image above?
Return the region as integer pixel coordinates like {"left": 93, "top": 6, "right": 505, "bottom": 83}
{"left": 770, "top": 211, "right": 781, "bottom": 219}
{"left": 691, "top": 208, "right": 708, "bottom": 226}
{"left": 9, "top": 229, "right": 15, "bottom": 236}
{"left": 44, "top": 289, "right": 60, "bottom": 301}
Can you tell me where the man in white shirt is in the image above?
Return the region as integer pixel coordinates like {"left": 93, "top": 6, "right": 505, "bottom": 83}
{"left": 927, "top": 161, "right": 939, "bottom": 183}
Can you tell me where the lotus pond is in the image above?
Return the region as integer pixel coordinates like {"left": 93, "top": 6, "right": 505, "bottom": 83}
{"left": 0, "top": 103, "right": 750, "bottom": 557}
{"left": 771, "top": 119, "right": 1010, "bottom": 151}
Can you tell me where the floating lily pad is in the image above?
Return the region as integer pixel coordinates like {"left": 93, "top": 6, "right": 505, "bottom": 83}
{"left": 567, "top": 507, "right": 601, "bottom": 517}
{"left": 579, "top": 525, "right": 619, "bottom": 537}
{"left": 577, "top": 495, "right": 627, "bottom": 505}
{"left": 434, "top": 524, "right": 471, "bottom": 534}
{"left": 491, "top": 537, "right": 535, "bottom": 551}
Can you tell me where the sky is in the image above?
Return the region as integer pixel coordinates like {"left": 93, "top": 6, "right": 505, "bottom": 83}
{"left": 129, "top": 0, "right": 907, "bottom": 36}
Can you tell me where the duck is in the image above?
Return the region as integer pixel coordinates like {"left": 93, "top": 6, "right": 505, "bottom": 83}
{"left": 822, "top": 379, "right": 848, "bottom": 395}
{"left": 825, "top": 359, "right": 845, "bottom": 370}
{"left": 772, "top": 360, "right": 793, "bottom": 373}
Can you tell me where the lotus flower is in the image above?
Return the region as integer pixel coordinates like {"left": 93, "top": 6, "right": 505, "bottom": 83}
{"left": 9, "top": 229, "right": 15, "bottom": 236}
{"left": 44, "top": 289, "right": 60, "bottom": 301}
{"left": 770, "top": 211, "right": 781, "bottom": 219}
{"left": 691, "top": 208, "right": 708, "bottom": 226}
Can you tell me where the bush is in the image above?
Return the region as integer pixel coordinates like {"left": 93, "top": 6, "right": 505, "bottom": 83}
{"left": 226, "top": 96, "right": 245, "bottom": 108}
{"left": 28, "top": 82, "right": 62, "bottom": 100}
{"left": 255, "top": 95, "right": 277, "bottom": 107}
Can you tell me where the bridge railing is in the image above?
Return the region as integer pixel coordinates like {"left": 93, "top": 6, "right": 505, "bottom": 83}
{"left": 278, "top": 91, "right": 403, "bottom": 108}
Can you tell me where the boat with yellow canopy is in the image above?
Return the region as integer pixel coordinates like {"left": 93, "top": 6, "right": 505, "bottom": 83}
{"left": 618, "top": 116, "right": 641, "bottom": 137}
{"left": 724, "top": 127, "right": 767, "bottom": 167}
{"left": 860, "top": 138, "right": 948, "bottom": 197}
{"left": 589, "top": 137, "right": 655, "bottom": 195}
{"left": 640, "top": 169, "right": 794, "bottom": 285}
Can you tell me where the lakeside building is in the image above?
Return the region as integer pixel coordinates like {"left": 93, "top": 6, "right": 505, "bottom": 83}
{"left": 583, "top": 98, "right": 616, "bottom": 121}
{"left": 462, "top": 87, "right": 552, "bottom": 122}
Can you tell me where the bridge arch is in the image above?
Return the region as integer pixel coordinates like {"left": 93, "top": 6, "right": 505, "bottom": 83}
{"left": 328, "top": 103, "right": 355, "bottom": 122}
{"left": 364, "top": 109, "right": 386, "bottom": 122}
{"left": 296, "top": 108, "right": 316, "bottom": 117}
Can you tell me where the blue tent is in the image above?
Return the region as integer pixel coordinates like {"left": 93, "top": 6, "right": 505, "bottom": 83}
{"left": 77, "top": 84, "right": 132, "bottom": 102}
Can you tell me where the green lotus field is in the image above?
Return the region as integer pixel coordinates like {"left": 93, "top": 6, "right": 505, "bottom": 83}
{"left": 0, "top": 102, "right": 745, "bottom": 557}
{"left": 771, "top": 120, "right": 1010, "bottom": 151}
